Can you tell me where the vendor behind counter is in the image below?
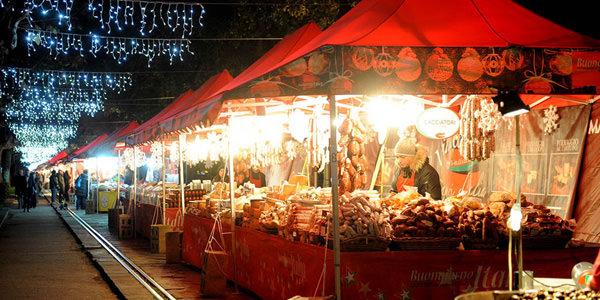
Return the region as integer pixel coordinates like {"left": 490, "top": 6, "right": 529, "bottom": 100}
{"left": 391, "top": 139, "right": 442, "bottom": 200}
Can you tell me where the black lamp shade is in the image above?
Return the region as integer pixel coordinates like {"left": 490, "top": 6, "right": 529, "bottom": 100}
{"left": 492, "top": 91, "right": 530, "bottom": 117}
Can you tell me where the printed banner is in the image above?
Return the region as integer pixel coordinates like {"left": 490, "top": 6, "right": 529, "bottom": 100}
{"left": 227, "top": 47, "right": 600, "bottom": 98}
{"left": 182, "top": 214, "right": 597, "bottom": 300}
{"left": 574, "top": 101, "right": 600, "bottom": 244}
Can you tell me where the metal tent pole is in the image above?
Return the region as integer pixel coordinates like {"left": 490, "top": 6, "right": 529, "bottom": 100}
{"left": 515, "top": 115, "right": 524, "bottom": 290}
{"left": 227, "top": 127, "right": 238, "bottom": 292}
{"left": 96, "top": 158, "right": 100, "bottom": 213}
{"left": 162, "top": 140, "right": 167, "bottom": 225}
{"left": 133, "top": 146, "right": 138, "bottom": 238}
{"left": 328, "top": 94, "right": 341, "bottom": 300}
{"left": 117, "top": 149, "right": 121, "bottom": 210}
{"left": 179, "top": 134, "right": 186, "bottom": 224}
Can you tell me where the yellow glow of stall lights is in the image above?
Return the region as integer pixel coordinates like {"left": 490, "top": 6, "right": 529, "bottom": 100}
{"left": 289, "top": 109, "right": 310, "bottom": 142}
{"left": 366, "top": 96, "right": 425, "bottom": 143}
{"left": 229, "top": 115, "right": 286, "bottom": 153}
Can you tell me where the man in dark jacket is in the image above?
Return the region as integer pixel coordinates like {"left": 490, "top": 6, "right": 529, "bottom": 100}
{"left": 63, "top": 170, "right": 71, "bottom": 209}
{"left": 49, "top": 170, "right": 59, "bottom": 204}
{"left": 75, "top": 170, "right": 89, "bottom": 210}
{"left": 391, "top": 139, "right": 442, "bottom": 200}
{"left": 57, "top": 170, "right": 66, "bottom": 209}
{"left": 13, "top": 169, "right": 28, "bottom": 209}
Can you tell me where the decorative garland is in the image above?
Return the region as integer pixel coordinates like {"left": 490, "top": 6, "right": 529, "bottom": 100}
{"left": 87, "top": 0, "right": 205, "bottom": 37}
{"left": 25, "top": 28, "right": 193, "bottom": 66}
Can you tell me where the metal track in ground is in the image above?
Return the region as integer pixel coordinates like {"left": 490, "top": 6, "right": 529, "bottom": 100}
{"left": 65, "top": 207, "right": 176, "bottom": 300}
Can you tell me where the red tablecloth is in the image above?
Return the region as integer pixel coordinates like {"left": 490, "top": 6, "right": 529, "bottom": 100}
{"left": 135, "top": 204, "right": 182, "bottom": 238}
{"left": 182, "top": 214, "right": 598, "bottom": 300}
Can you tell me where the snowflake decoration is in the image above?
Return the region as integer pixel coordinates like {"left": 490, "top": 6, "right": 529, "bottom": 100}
{"left": 476, "top": 98, "right": 502, "bottom": 134}
{"left": 543, "top": 105, "right": 560, "bottom": 135}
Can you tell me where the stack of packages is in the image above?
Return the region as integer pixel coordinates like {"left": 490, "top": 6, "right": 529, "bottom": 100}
{"left": 336, "top": 192, "right": 392, "bottom": 241}
{"left": 282, "top": 203, "right": 315, "bottom": 242}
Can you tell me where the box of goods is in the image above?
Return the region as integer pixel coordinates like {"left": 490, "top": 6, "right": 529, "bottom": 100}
{"left": 388, "top": 197, "right": 461, "bottom": 250}
{"left": 281, "top": 203, "right": 316, "bottom": 243}
{"left": 85, "top": 200, "right": 96, "bottom": 214}
{"left": 258, "top": 201, "right": 286, "bottom": 235}
{"left": 108, "top": 208, "right": 123, "bottom": 234}
{"left": 150, "top": 224, "right": 172, "bottom": 253}
{"left": 488, "top": 192, "right": 574, "bottom": 249}
{"left": 165, "top": 231, "right": 183, "bottom": 263}
{"left": 118, "top": 214, "right": 133, "bottom": 240}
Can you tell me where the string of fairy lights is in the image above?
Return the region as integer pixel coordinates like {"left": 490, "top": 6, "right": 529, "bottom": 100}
{"left": 1, "top": 67, "right": 132, "bottom": 166}
{"left": 1, "top": 0, "right": 206, "bottom": 167}
{"left": 25, "top": 28, "right": 193, "bottom": 66}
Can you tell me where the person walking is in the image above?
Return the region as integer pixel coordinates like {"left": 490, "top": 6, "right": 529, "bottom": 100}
{"left": 75, "top": 170, "right": 89, "bottom": 210}
{"left": 33, "top": 172, "right": 43, "bottom": 208}
{"left": 26, "top": 172, "right": 37, "bottom": 211}
{"left": 13, "top": 169, "right": 27, "bottom": 210}
{"left": 57, "top": 170, "right": 66, "bottom": 209}
{"left": 63, "top": 170, "right": 71, "bottom": 209}
{"left": 49, "top": 170, "right": 59, "bottom": 205}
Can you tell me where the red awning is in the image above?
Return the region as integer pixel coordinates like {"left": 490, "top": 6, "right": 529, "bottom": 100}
{"left": 71, "top": 133, "right": 110, "bottom": 159}
{"left": 213, "top": 22, "right": 322, "bottom": 99}
{"left": 128, "top": 70, "right": 233, "bottom": 144}
{"left": 271, "top": 0, "right": 599, "bottom": 74}
{"left": 47, "top": 150, "right": 68, "bottom": 165}
{"left": 158, "top": 23, "right": 322, "bottom": 135}
{"left": 89, "top": 121, "right": 140, "bottom": 156}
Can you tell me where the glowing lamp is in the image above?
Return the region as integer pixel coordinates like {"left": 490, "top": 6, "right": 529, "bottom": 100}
{"left": 507, "top": 204, "right": 523, "bottom": 231}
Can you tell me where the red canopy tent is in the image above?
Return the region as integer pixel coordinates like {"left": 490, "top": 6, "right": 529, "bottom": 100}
{"left": 70, "top": 133, "right": 110, "bottom": 159}
{"left": 89, "top": 121, "right": 139, "bottom": 156}
{"left": 128, "top": 70, "right": 233, "bottom": 144}
{"left": 47, "top": 150, "right": 68, "bottom": 166}
{"left": 157, "top": 23, "right": 322, "bottom": 136}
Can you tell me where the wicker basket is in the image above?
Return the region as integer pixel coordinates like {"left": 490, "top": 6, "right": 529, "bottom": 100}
{"left": 328, "top": 236, "right": 390, "bottom": 252}
{"left": 389, "top": 237, "right": 461, "bottom": 251}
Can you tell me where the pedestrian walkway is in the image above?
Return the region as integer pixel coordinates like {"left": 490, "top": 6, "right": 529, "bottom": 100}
{"left": 0, "top": 201, "right": 117, "bottom": 299}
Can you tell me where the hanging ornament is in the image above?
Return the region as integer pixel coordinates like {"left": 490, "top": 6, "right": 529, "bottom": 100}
{"left": 481, "top": 51, "right": 505, "bottom": 77}
{"left": 502, "top": 48, "right": 524, "bottom": 71}
{"left": 328, "top": 71, "right": 353, "bottom": 94}
{"left": 395, "top": 47, "right": 421, "bottom": 82}
{"left": 351, "top": 47, "right": 375, "bottom": 71}
{"left": 549, "top": 52, "right": 573, "bottom": 76}
{"left": 149, "top": 141, "right": 163, "bottom": 167}
{"left": 307, "top": 51, "right": 330, "bottom": 75}
{"left": 25, "top": 29, "right": 194, "bottom": 66}
{"left": 522, "top": 50, "right": 567, "bottom": 94}
{"left": 281, "top": 58, "right": 307, "bottom": 77}
{"left": 426, "top": 47, "right": 454, "bottom": 81}
{"left": 373, "top": 47, "right": 397, "bottom": 77}
{"left": 457, "top": 48, "right": 484, "bottom": 82}
{"left": 87, "top": 0, "right": 205, "bottom": 37}
{"left": 250, "top": 78, "right": 284, "bottom": 97}
{"left": 543, "top": 105, "right": 560, "bottom": 135}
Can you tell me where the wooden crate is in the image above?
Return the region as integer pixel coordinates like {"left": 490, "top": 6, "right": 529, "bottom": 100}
{"left": 165, "top": 231, "right": 183, "bottom": 264}
{"left": 118, "top": 225, "right": 133, "bottom": 239}
{"left": 85, "top": 200, "right": 95, "bottom": 214}
{"left": 150, "top": 224, "right": 171, "bottom": 254}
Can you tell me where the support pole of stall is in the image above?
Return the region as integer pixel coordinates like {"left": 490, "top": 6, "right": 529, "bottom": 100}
{"left": 162, "top": 140, "right": 167, "bottom": 225}
{"left": 328, "top": 94, "right": 341, "bottom": 300}
{"left": 96, "top": 158, "right": 100, "bottom": 213}
{"left": 117, "top": 149, "right": 121, "bottom": 209}
{"left": 133, "top": 146, "right": 138, "bottom": 238}
{"left": 515, "top": 115, "right": 524, "bottom": 290}
{"left": 178, "top": 134, "right": 186, "bottom": 223}
{"left": 227, "top": 127, "right": 238, "bottom": 292}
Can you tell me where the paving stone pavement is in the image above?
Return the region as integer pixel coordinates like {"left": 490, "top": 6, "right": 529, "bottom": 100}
{"left": 0, "top": 200, "right": 118, "bottom": 300}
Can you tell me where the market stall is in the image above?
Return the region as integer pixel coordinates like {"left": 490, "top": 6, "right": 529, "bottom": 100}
{"left": 124, "top": 0, "right": 600, "bottom": 298}
{"left": 126, "top": 71, "right": 234, "bottom": 238}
